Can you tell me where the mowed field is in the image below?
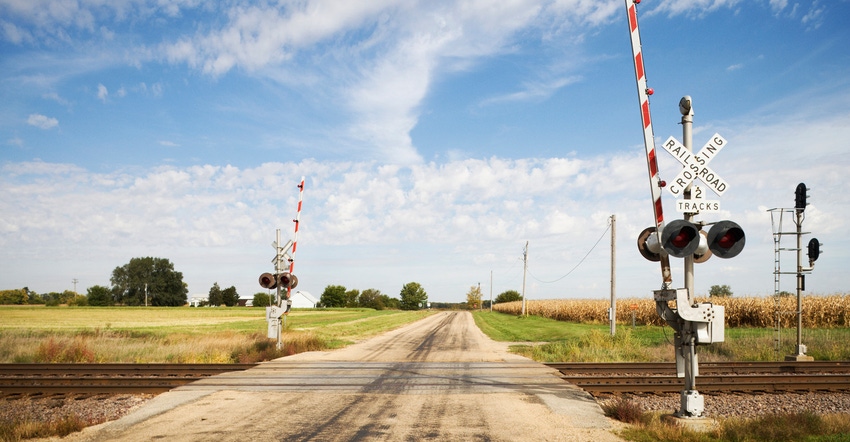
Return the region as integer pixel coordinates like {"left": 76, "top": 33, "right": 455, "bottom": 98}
{"left": 0, "top": 307, "right": 434, "bottom": 363}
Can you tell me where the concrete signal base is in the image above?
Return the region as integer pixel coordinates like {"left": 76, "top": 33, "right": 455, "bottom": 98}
{"left": 662, "top": 414, "right": 719, "bottom": 433}
{"left": 786, "top": 354, "right": 815, "bottom": 361}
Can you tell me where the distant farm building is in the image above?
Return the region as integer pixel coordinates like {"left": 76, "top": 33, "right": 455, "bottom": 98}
{"left": 189, "top": 295, "right": 208, "bottom": 307}
{"left": 291, "top": 291, "right": 318, "bottom": 308}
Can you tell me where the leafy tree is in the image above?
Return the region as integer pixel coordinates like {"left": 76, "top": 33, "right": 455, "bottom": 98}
{"left": 110, "top": 257, "right": 188, "bottom": 306}
{"left": 399, "top": 282, "right": 427, "bottom": 311}
{"left": 495, "top": 290, "right": 522, "bottom": 304}
{"left": 466, "top": 285, "right": 482, "bottom": 309}
{"left": 207, "top": 282, "right": 224, "bottom": 306}
{"left": 221, "top": 285, "right": 239, "bottom": 307}
{"left": 320, "top": 285, "right": 347, "bottom": 308}
{"left": 380, "top": 294, "right": 400, "bottom": 310}
{"left": 0, "top": 289, "right": 28, "bottom": 305}
{"left": 42, "top": 290, "right": 79, "bottom": 306}
{"left": 25, "top": 288, "right": 45, "bottom": 305}
{"left": 709, "top": 284, "right": 733, "bottom": 297}
{"left": 253, "top": 292, "right": 272, "bottom": 307}
{"left": 69, "top": 294, "right": 88, "bottom": 306}
{"left": 359, "top": 288, "right": 385, "bottom": 310}
{"left": 87, "top": 285, "right": 113, "bottom": 306}
{"left": 345, "top": 289, "right": 360, "bottom": 308}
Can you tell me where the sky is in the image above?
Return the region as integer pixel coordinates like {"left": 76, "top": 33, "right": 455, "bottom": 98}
{"left": 1, "top": 0, "right": 849, "bottom": 305}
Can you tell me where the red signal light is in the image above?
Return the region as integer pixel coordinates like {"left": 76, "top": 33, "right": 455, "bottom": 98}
{"left": 671, "top": 231, "right": 693, "bottom": 248}
{"left": 707, "top": 221, "right": 745, "bottom": 259}
{"left": 259, "top": 272, "right": 277, "bottom": 289}
{"left": 660, "top": 220, "right": 701, "bottom": 258}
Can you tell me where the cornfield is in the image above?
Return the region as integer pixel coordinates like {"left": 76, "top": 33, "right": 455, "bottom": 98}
{"left": 492, "top": 294, "right": 850, "bottom": 328}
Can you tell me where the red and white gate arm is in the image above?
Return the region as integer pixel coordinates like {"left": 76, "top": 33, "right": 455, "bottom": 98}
{"left": 288, "top": 176, "right": 305, "bottom": 299}
{"left": 625, "top": 0, "right": 672, "bottom": 286}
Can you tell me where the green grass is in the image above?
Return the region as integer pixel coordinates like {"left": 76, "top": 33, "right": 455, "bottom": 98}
{"left": 472, "top": 310, "right": 850, "bottom": 362}
{"left": 472, "top": 309, "right": 602, "bottom": 341}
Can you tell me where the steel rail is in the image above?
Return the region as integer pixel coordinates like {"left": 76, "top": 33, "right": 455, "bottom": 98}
{"left": 0, "top": 363, "right": 258, "bottom": 397}
{"left": 545, "top": 361, "right": 850, "bottom": 374}
{"left": 0, "top": 363, "right": 258, "bottom": 376}
{"left": 561, "top": 374, "right": 850, "bottom": 394}
{"left": 545, "top": 362, "right": 850, "bottom": 395}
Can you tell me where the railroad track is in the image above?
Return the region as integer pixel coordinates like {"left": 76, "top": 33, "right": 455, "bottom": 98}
{"left": 0, "top": 363, "right": 258, "bottom": 397}
{"left": 4, "top": 362, "right": 849, "bottom": 398}
{"left": 545, "top": 361, "right": 850, "bottom": 395}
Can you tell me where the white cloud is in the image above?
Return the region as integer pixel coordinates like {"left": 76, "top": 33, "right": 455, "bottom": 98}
{"left": 1, "top": 19, "right": 31, "bottom": 44}
{"left": 97, "top": 83, "right": 108, "bottom": 102}
{"left": 479, "top": 76, "right": 582, "bottom": 106}
{"left": 801, "top": 2, "right": 825, "bottom": 30}
{"left": 7, "top": 136, "right": 24, "bottom": 147}
{"left": 42, "top": 91, "right": 69, "bottom": 106}
{"left": 649, "top": 0, "right": 743, "bottom": 18}
{"left": 26, "top": 113, "right": 58, "bottom": 129}
{"left": 155, "top": 1, "right": 583, "bottom": 164}
{"left": 2, "top": 108, "right": 849, "bottom": 299}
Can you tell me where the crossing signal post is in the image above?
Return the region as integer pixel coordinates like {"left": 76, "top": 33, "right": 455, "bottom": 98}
{"left": 260, "top": 177, "right": 305, "bottom": 350}
{"left": 788, "top": 183, "right": 821, "bottom": 361}
{"left": 625, "top": 0, "right": 745, "bottom": 419}
{"left": 632, "top": 95, "right": 746, "bottom": 418}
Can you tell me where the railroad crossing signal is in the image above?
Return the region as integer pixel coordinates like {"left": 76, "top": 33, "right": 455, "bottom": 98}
{"left": 638, "top": 219, "right": 745, "bottom": 262}
{"left": 258, "top": 272, "right": 299, "bottom": 290}
{"left": 808, "top": 238, "right": 822, "bottom": 264}
{"left": 795, "top": 182, "right": 809, "bottom": 212}
{"left": 662, "top": 134, "right": 729, "bottom": 197}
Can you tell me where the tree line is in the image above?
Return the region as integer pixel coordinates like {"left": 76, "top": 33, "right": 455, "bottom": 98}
{"left": 2, "top": 256, "right": 525, "bottom": 309}
{"left": 1, "top": 257, "right": 243, "bottom": 307}
{"left": 317, "top": 282, "right": 428, "bottom": 310}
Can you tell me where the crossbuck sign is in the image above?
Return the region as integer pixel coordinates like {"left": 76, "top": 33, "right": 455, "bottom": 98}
{"left": 662, "top": 133, "right": 728, "bottom": 197}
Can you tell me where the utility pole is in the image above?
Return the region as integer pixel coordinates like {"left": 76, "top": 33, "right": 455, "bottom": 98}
{"left": 610, "top": 215, "right": 616, "bottom": 336}
{"left": 521, "top": 241, "right": 528, "bottom": 317}
{"left": 489, "top": 270, "right": 493, "bottom": 312}
{"left": 72, "top": 278, "right": 79, "bottom": 294}
{"left": 794, "top": 208, "right": 805, "bottom": 358}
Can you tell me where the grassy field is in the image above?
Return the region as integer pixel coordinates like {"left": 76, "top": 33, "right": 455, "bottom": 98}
{"left": 472, "top": 310, "right": 850, "bottom": 362}
{"left": 0, "top": 306, "right": 434, "bottom": 363}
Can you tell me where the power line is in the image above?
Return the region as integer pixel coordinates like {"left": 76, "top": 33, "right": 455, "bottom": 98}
{"left": 527, "top": 221, "right": 612, "bottom": 284}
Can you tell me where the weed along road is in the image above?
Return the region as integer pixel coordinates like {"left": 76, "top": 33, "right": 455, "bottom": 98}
{"left": 75, "top": 311, "right": 623, "bottom": 441}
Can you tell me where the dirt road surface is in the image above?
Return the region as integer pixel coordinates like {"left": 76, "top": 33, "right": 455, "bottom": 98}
{"left": 69, "top": 311, "right": 624, "bottom": 441}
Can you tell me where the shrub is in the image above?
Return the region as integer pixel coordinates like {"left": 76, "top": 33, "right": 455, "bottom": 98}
{"left": 600, "top": 396, "right": 647, "bottom": 424}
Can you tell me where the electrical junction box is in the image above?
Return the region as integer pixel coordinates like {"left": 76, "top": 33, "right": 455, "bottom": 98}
{"left": 695, "top": 304, "right": 725, "bottom": 344}
{"left": 680, "top": 390, "right": 705, "bottom": 417}
{"left": 266, "top": 306, "right": 284, "bottom": 339}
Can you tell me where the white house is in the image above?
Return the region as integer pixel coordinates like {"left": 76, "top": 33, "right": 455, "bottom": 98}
{"left": 290, "top": 290, "right": 319, "bottom": 308}
{"left": 189, "top": 294, "right": 208, "bottom": 307}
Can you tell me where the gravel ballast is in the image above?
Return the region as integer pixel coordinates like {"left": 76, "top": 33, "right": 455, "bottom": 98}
{"left": 602, "top": 391, "right": 850, "bottom": 418}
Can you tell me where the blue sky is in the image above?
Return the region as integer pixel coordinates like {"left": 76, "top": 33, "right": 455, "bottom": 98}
{"left": 2, "top": 0, "right": 849, "bottom": 304}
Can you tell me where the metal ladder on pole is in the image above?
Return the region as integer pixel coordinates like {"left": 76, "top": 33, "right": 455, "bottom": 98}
{"left": 768, "top": 207, "right": 798, "bottom": 359}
